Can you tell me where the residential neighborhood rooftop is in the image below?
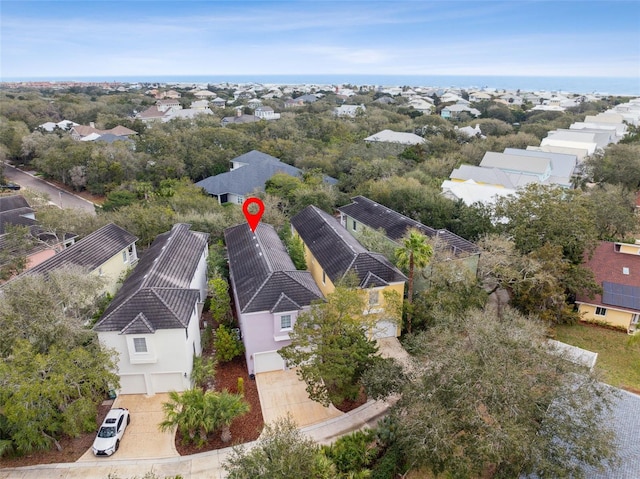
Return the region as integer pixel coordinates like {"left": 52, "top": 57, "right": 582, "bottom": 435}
{"left": 94, "top": 223, "right": 208, "bottom": 332}
{"left": 1, "top": 223, "right": 137, "bottom": 287}
{"left": 291, "top": 205, "right": 406, "bottom": 288}
{"left": 224, "top": 222, "right": 323, "bottom": 314}
{"left": 338, "top": 195, "right": 479, "bottom": 255}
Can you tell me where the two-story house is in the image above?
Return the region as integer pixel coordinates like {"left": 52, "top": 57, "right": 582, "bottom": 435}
{"left": 94, "top": 224, "right": 209, "bottom": 395}
{"left": 338, "top": 196, "right": 480, "bottom": 282}
{"left": 575, "top": 241, "right": 640, "bottom": 334}
{"left": 290, "top": 205, "right": 407, "bottom": 339}
{"left": 1, "top": 222, "right": 137, "bottom": 295}
{"left": 224, "top": 223, "right": 323, "bottom": 375}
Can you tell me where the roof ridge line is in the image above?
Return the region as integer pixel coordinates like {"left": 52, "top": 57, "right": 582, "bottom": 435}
{"left": 313, "top": 205, "right": 359, "bottom": 254}
{"left": 242, "top": 274, "right": 272, "bottom": 313}
{"left": 151, "top": 287, "right": 189, "bottom": 328}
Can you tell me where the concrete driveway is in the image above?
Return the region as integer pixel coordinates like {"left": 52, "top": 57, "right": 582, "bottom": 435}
{"left": 77, "top": 394, "right": 178, "bottom": 461}
{"left": 255, "top": 369, "right": 343, "bottom": 427}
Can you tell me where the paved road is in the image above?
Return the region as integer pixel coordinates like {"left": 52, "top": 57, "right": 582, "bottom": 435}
{"left": 2, "top": 163, "right": 97, "bottom": 215}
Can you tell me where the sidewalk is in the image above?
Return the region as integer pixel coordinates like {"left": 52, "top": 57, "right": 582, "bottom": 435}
{"left": 0, "top": 398, "right": 392, "bottom": 479}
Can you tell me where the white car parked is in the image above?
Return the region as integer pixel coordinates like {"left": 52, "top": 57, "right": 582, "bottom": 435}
{"left": 92, "top": 407, "right": 130, "bottom": 456}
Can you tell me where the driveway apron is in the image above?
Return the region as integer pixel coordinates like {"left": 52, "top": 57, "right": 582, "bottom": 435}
{"left": 77, "top": 393, "right": 178, "bottom": 461}
{"left": 255, "top": 368, "right": 343, "bottom": 426}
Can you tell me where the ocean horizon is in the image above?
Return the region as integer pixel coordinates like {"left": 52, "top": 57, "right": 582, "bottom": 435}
{"left": 3, "top": 74, "right": 639, "bottom": 96}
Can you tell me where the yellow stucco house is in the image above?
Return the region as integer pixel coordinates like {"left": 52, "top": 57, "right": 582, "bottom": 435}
{"left": 575, "top": 241, "right": 640, "bottom": 334}
{"left": 1, "top": 223, "right": 138, "bottom": 295}
{"left": 290, "top": 205, "right": 407, "bottom": 338}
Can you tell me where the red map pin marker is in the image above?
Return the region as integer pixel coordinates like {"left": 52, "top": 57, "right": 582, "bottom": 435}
{"left": 242, "top": 197, "right": 265, "bottom": 232}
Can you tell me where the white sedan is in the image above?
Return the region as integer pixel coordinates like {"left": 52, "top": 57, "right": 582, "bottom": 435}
{"left": 92, "top": 407, "right": 130, "bottom": 456}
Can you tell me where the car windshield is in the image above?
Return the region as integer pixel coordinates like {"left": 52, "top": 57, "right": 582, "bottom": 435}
{"left": 98, "top": 426, "right": 116, "bottom": 438}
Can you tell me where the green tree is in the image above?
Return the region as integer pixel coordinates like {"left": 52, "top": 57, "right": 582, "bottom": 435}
{"left": 394, "top": 229, "right": 433, "bottom": 333}
{"left": 159, "top": 389, "right": 249, "bottom": 447}
{"left": 0, "top": 268, "right": 107, "bottom": 356}
{"left": 0, "top": 340, "right": 118, "bottom": 455}
{"left": 584, "top": 183, "right": 638, "bottom": 240}
{"left": 0, "top": 224, "right": 35, "bottom": 280}
{"left": 223, "top": 416, "right": 338, "bottom": 479}
{"left": 477, "top": 234, "right": 599, "bottom": 323}
{"left": 585, "top": 143, "right": 640, "bottom": 190}
{"left": 494, "top": 183, "right": 598, "bottom": 264}
{"left": 279, "top": 287, "right": 380, "bottom": 406}
{"left": 208, "top": 276, "right": 232, "bottom": 325}
{"left": 214, "top": 325, "right": 244, "bottom": 362}
{"left": 388, "top": 308, "right": 618, "bottom": 478}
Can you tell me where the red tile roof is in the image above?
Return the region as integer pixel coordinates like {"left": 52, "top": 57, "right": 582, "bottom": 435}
{"left": 576, "top": 241, "right": 640, "bottom": 310}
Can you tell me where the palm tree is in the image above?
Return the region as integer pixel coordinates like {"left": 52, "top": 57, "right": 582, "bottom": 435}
{"left": 215, "top": 390, "right": 250, "bottom": 443}
{"left": 159, "top": 389, "right": 206, "bottom": 445}
{"left": 159, "top": 389, "right": 249, "bottom": 447}
{"left": 395, "top": 228, "right": 433, "bottom": 334}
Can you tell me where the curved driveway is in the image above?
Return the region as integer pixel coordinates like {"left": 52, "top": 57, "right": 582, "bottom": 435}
{"left": 2, "top": 162, "right": 97, "bottom": 215}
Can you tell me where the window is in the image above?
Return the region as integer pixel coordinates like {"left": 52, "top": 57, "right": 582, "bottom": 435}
{"left": 122, "top": 251, "right": 128, "bottom": 263}
{"left": 352, "top": 220, "right": 357, "bottom": 231}
{"left": 369, "top": 290, "right": 379, "bottom": 306}
{"left": 280, "top": 314, "right": 292, "bottom": 330}
{"left": 322, "top": 271, "right": 326, "bottom": 285}
{"left": 237, "top": 196, "right": 244, "bottom": 204}
{"left": 133, "top": 337, "right": 147, "bottom": 353}
{"left": 595, "top": 307, "right": 607, "bottom": 316}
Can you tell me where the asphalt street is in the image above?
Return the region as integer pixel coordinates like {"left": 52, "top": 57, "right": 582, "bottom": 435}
{"left": 2, "top": 162, "right": 97, "bottom": 215}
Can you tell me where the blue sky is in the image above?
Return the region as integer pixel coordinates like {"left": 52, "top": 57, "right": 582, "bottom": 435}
{"left": 1, "top": 0, "right": 639, "bottom": 79}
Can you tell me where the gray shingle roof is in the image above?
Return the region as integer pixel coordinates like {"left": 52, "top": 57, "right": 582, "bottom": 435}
{"left": 290, "top": 205, "right": 407, "bottom": 286}
{"left": 0, "top": 207, "right": 36, "bottom": 234}
{"left": 338, "top": 196, "right": 479, "bottom": 256}
{"left": 195, "top": 151, "right": 302, "bottom": 197}
{"left": 224, "top": 222, "right": 323, "bottom": 314}
{"left": 94, "top": 224, "right": 208, "bottom": 333}
{"left": 196, "top": 150, "right": 337, "bottom": 197}
{"left": 3, "top": 223, "right": 137, "bottom": 286}
{"left": 0, "top": 195, "right": 30, "bottom": 212}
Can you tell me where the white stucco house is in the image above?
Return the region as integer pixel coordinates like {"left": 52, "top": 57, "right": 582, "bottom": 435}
{"left": 94, "top": 223, "right": 209, "bottom": 396}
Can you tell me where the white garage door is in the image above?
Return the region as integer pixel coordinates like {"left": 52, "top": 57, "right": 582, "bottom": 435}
{"left": 371, "top": 320, "right": 398, "bottom": 340}
{"left": 254, "top": 351, "right": 285, "bottom": 374}
{"left": 151, "top": 372, "right": 185, "bottom": 393}
{"left": 119, "top": 374, "right": 147, "bottom": 395}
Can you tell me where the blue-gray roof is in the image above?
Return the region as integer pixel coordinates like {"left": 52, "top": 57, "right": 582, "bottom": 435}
{"left": 195, "top": 150, "right": 336, "bottom": 197}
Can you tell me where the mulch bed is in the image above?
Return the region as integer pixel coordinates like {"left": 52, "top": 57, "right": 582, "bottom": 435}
{"left": 334, "top": 388, "right": 369, "bottom": 413}
{"left": 1, "top": 401, "right": 112, "bottom": 468}
{"left": 174, "top": 354, "right": 264, "bottom": 455}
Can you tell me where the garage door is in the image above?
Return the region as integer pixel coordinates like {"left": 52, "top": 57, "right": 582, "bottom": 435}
{"left": 119, "top": 374, "right": 147, "bottom": 395}
{"left": 254, "top": 351, "right": 285, "bottom": 374}
{"left": 151, "top": 372, "right": 185, "bottom": 393}
{"left": 371, "top": 320, "right": 398, "bottom": 340}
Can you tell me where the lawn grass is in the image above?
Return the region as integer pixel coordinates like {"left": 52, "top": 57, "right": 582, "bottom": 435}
{"left": 554, "top": 322, "right": 640, "bottom": 393}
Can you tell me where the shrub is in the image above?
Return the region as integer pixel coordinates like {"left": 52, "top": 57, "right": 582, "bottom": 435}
{"left": 321, "top": 429, "right": 378, "bottom": 474}
{"left": 214, "top": 325, "right": 244, "bottom": 362}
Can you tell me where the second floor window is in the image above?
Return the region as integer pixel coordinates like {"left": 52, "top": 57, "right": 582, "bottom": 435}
{"left": 133, "top": 337, "right": 147, "bottom": 353}
{"left": 369, "top": 290, "right": 379, "bottom": 306}
{"left": 280, "top": 314, "right": 292, "bottom": 330}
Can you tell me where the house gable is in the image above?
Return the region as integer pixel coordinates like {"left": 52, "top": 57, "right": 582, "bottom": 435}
{"left": 290, "top": 205, "right": 406, "bottom": 287}
{"left": 94, "top": 223, "right": 208, "bottom": 334}
{"left": 338, "top": 195, "right": 479, "bottom": 257}
{"left": 224, "top": 223, "right": 322, "bottom": 314}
